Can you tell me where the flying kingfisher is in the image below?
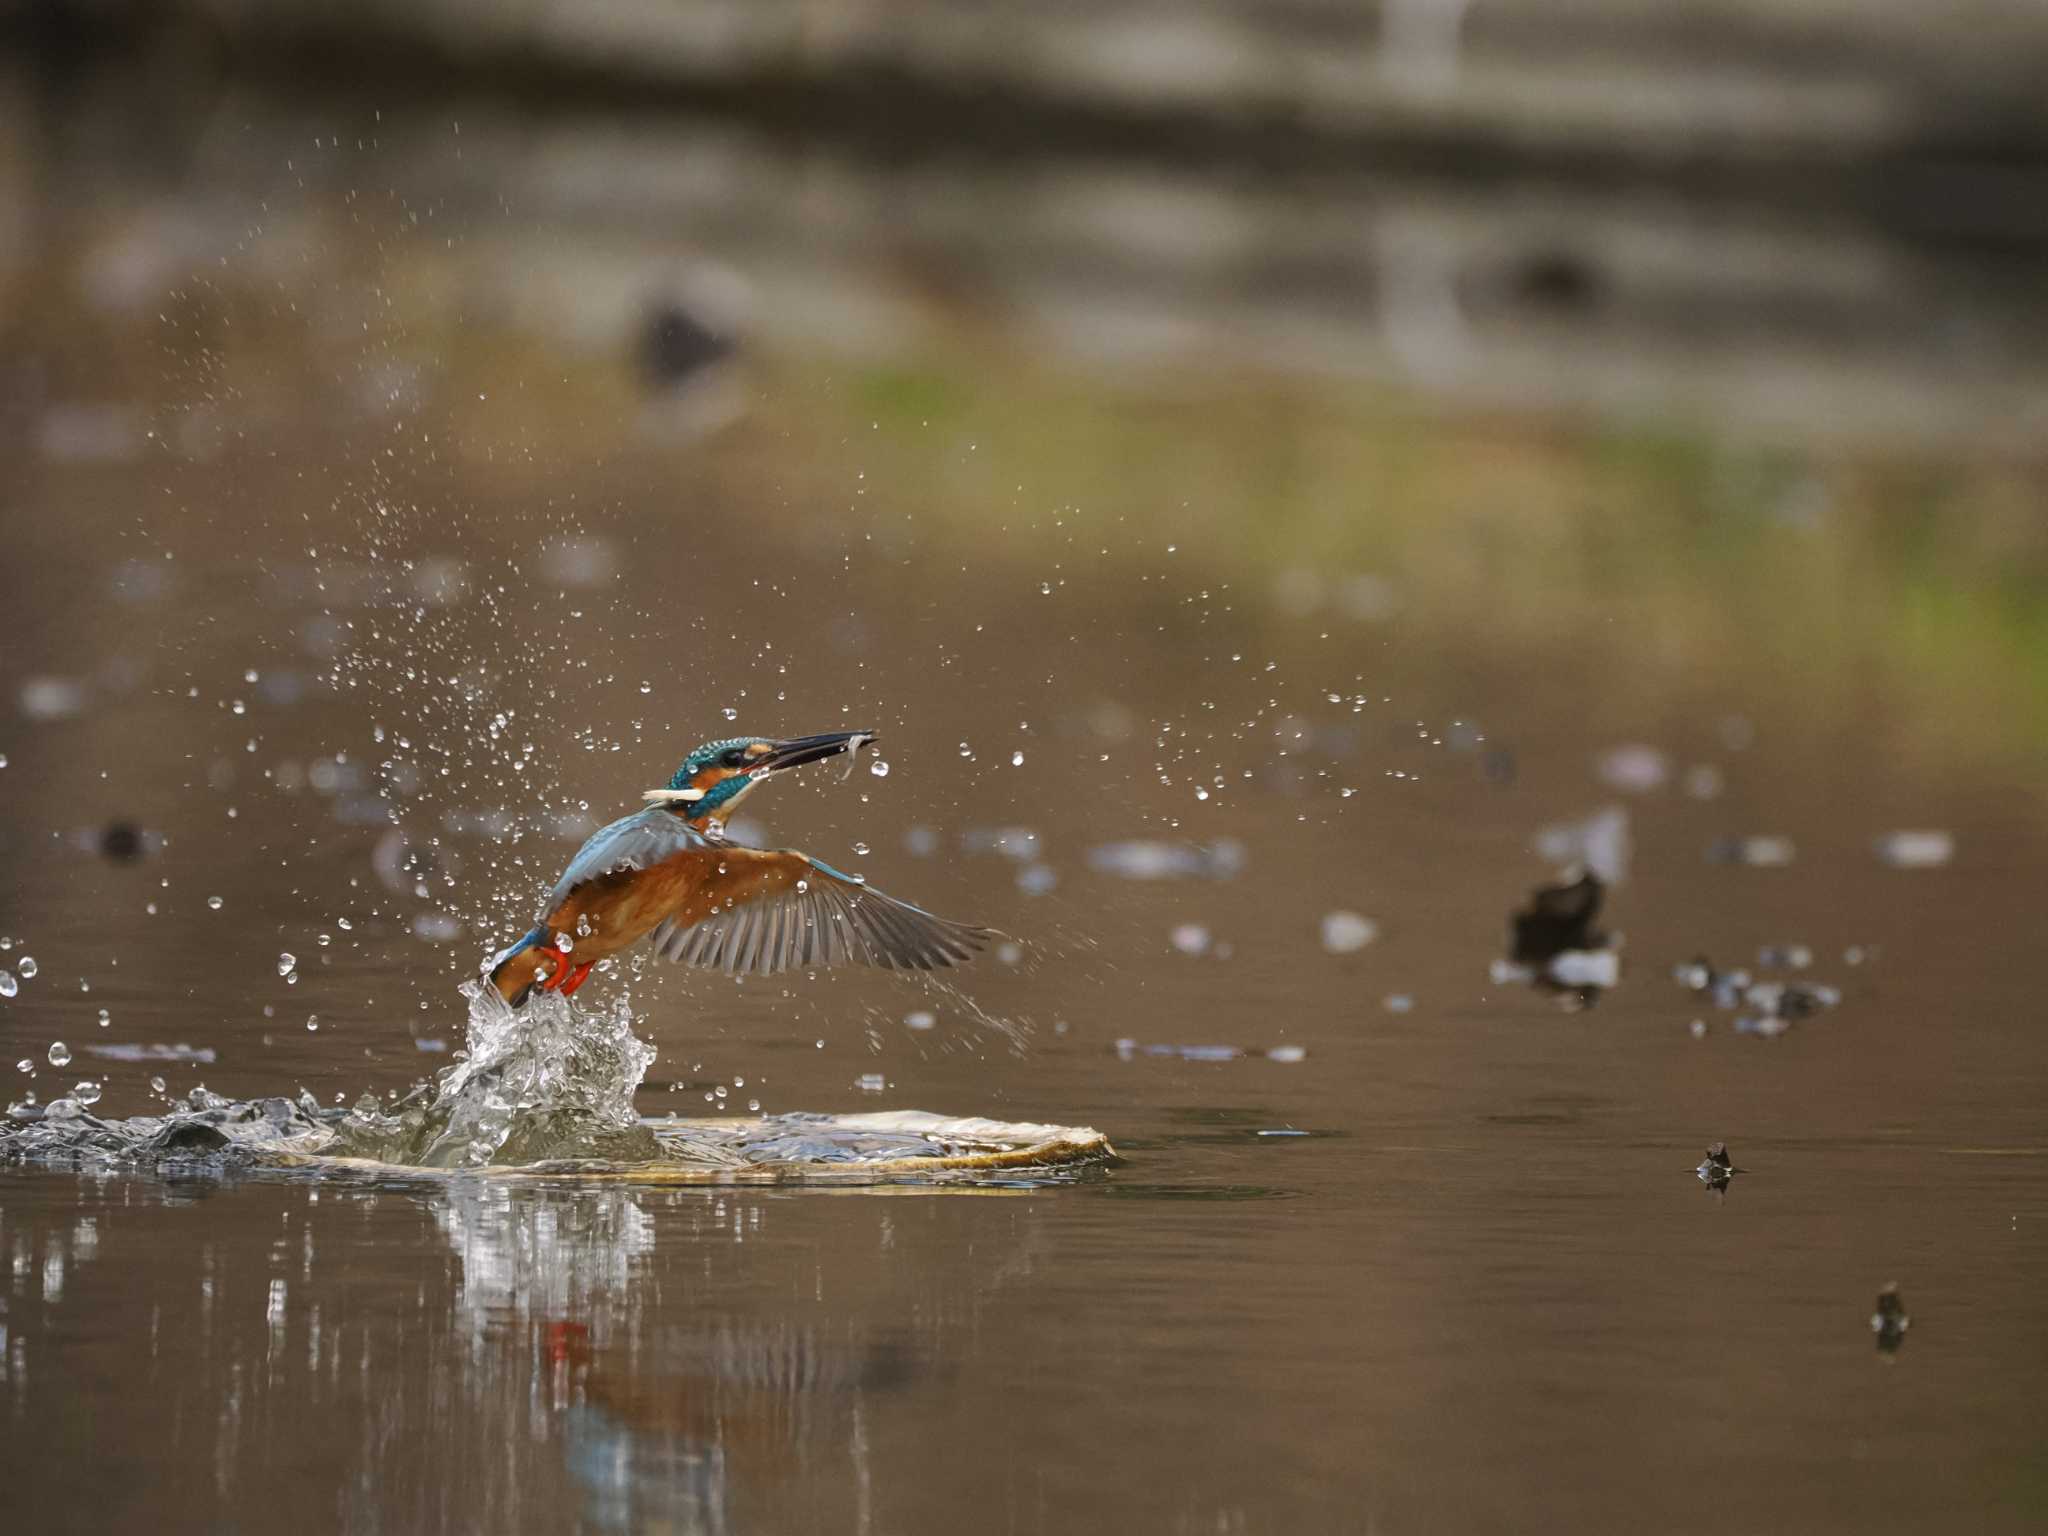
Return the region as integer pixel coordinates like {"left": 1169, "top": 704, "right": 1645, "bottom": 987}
{"left": 487, "top": 730, "right": 988, "bottom": 1006}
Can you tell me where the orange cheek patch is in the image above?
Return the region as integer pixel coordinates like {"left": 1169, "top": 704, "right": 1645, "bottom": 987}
{"left": 691, "top": 766, "right": 729, "bottom": 793}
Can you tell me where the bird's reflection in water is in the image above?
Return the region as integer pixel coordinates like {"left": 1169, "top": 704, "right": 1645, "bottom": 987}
{"left": 433, "top": 1181, "right": 932, "bottom": 1534}
{"left": 552, "top": 1317, "right": 909, "bottom": 1534}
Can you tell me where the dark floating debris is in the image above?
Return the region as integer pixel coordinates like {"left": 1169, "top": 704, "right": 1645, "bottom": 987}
{"left": 1493, "top": 869, "right": 1619, "bottom": 1009}
{"left": 1872, "top": 1283, "right": 1910, "bottom": 1356}
{"left": 1675, "top": 957, "right": 1840, "bottom": 1037}
{"left": 1695, "top": 1141, "right": 1741, "bottom": 1196}
{"left": 639, "top": 301, "right": 734, "bottom": 390}
{"left": 99, "top": 819, "right": 145, "bottom": 862}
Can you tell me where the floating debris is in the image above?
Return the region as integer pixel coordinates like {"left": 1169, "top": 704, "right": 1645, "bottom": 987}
{"left": 411, "top": 912, "right": 464, "bottom": 942}
{"left": 1682, "top": 764, "right": 1725, "bottom": 800}
{"left": 82, "top": 1043, "right": 216, "bottom": 1064}
{"left": 1706, "top": 835, "right": 1796, "bottom": 867}
{"left": 1015, "top": 863, "right": 1058, "bottom": 896}
{"left": 1676, "top": 957, "right": 1841, "bottom": 1036}
{"left": 1113, "top": 1040, "right": 1305, "bottom": 1064}
{"left": 1875, "top": 830, "right": 1954, "bottom": 869}
{"left": 18, "top": 676, "right": 87, "bottom": 721}
{"left": 1695, "top": 1142, "right": 1741, "bottom": 1195}
{"left": 1495, "top": 870, "right": 1619, "bottom": 1008}
{"left": 1594, "top": 743, "right": 1669, "bottom": 794}
{"left": 1319, "top": 910, "right": 1378, "bottom": 954}
{"left": 1086, "top": 838, "right": 1246, "bottom": 881}
{"left": 1535, "top": 806, "right": 1630, "bottom": 885}
{"left": 1872, "top": 1283, "right": 1910, "bottom": 1356}
{"left": 960, "top": 826, "right": 1042, "bottom": 862}
{"left": 97, "top": 820, "right": 149, "bottom": 862}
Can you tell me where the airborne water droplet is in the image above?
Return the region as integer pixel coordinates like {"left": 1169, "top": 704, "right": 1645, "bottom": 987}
{"left": 17, "top": 956, "right": 36, "bottom": 979}
{"left": 47, "top": 1041, "right": 71, "bottom": 1067}
{"left": 1011, "top": 750, "right": 1025, "bottom": 767}
{"left": 73, "top": 1080, "right": 102, "bottom": 1105}
{"left": 851, "top": 842, "right": 869, "bottom": 856}
{"left": 722, "top": 706, "right": 738, "bottom": 721}
{"left": 869, "top": 758, "right": 890, "bottom": 778}
{"left": 0, "top": 971, "right": 15, "bottom": 998}
{"left": 278, "top": 952, "right": 297, "bottom": 976}
{"left": 207, "top": 896, "right": 224, "bottom": 910}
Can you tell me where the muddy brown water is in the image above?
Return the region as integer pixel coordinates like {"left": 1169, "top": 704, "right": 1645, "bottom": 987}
{"left": 5, "top": 77, "right": 2048, "bottom": 1535}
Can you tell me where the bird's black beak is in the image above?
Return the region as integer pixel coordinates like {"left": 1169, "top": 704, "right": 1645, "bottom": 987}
{"left": 751, "top": 730, "right": 877, "bottom": 776}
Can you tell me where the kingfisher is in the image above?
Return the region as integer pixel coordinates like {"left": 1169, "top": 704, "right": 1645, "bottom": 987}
{"left": 487, "top": 730, "right": 988, "bottom": 1006}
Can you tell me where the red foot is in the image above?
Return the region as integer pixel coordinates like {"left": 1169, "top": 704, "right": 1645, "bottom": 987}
{"left": 558, "top": 960, "right": 596, "bottom": 997}
{"left": 537, "top": 945, "right": 574, "bottom": 992}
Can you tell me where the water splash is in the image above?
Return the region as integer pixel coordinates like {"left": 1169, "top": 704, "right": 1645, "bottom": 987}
{"left": 1, "top": 983, "right": 1109, "bottom": 1180}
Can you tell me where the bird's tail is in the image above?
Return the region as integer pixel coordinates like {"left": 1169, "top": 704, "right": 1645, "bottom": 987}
{"left": 487, "top": 925, "right": 551, "bottom": 1007}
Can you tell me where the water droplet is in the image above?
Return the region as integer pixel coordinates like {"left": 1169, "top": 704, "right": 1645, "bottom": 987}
{"left": 555, "top": 934, "right": 574, "bottom": 953}
{"left": 0, "top": 972, "right": 14, "bottom": 998}
{"left": 47, "top": 1041, "right": 71, "bottom": 1067}
{"left": 14, "top": 1058, "right": 30, "bottom": 1073}
{"left": 958, "top": 742, "right": 973, "bottom": 758}
{"left": 277, "top": 952, "right": 297, "bottom": 976}
{"left": 746, "top": 1098, "right": 760, "bottom": 1112}
{"left": 149, "top": 1075, "right": 166, "bottom": 1094}
{"left": 96, "top": 1008, "right": 109, "bottom": 1027}
{"left": 1011, "top": 750, "right": 1025, "bottom": 767}
{"left": 851, "top": 841, "right": 869, "bottom": 856}
{"left": 0, "top": 754, "right": 8, "bottom": 769}
{"left": 17, "top": 956, "right": 36, "bottom": 980}
{"left": 904, "top": 1010, "right": 936, "bottom": 1031}
{"left": 795, "top": 879, "right": 808, "bottom": 893}
{"left": 306, "top": 1016, "right": 319, "bottom": 1032}
{"left": 337, "top": 917, "right": 353, "bottom": 931}
{"left": 1039, "top": 581, "right": 1052, "bottom": 595}
{"left": 855, "top": 1073, "right": 886, "bottom": 1092}
{"left": 73, "top": 1080, "right": 101, "bottom": 1105}
{"left": 722, "top": 706, "right": 738, "bottom": 721}
{"left": 869, "top": 758, "right": 890, "bottom": 778}
{"left": 639, "top": 681, "right": 652, "bottom": 694}
{"left": 207, "top": 895, "right": 224, "bottom": 910}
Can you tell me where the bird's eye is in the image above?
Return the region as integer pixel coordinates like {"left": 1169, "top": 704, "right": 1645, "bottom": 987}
{"left": 720, "top": 748, "right": 747, "bottom": 768}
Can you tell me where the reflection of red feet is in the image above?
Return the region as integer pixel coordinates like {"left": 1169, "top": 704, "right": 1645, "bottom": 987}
{"left": 544, "top": 1319, "right": 590, "bottom": 1364}
{"left": 559, "top": 961, "right": 595, "bottom": 997}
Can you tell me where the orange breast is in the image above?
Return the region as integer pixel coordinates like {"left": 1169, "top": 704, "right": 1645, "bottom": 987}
{"left": 541, "top": 846, "right": 802, "bottom": 963}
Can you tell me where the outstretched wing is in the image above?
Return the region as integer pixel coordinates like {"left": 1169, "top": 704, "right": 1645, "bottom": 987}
{"left": 646, "top": 848, "right": 989, "bottom": 976}
{"left": 541, "top": 807, "right": 715, "bottom": 920}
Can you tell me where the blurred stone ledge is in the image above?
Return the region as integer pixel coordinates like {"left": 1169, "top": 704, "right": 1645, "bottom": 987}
{"left": 16, "top": 1, "right": 2048, "bottom": 194}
